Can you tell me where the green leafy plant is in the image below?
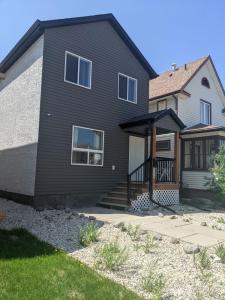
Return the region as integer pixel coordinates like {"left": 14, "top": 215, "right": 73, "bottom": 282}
{"left": 217, "top": 216, "right": 225, "bottom": 224}
{"left": 215, "top": 243, "right": 225, "bottom": 263}
{"left": 79, "top": 223, "right": 99, "bottom": 247}
{"left": 197, "top": 248, "right": 211, "bottom": 271}
{"left": 194, "top": 249, "right": 213, "bottom": 297}
{"left": 210, "top": 145, "right": 225, "bottom": 198}
{"left": 142, "top": 271, "right": 166, "bottom": 300}
{"left": 95, "top": 241, "right": 128, "bottom": 271}
{"left": 126, "top": 224, "right": 141, "bottom": 241}
{"left": 142, "top": 233, "right": 156, "bottom": 254}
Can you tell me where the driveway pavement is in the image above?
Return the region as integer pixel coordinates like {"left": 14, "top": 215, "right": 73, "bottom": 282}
{"left": 79, "top": 206, "right": 225, "bottom": 247}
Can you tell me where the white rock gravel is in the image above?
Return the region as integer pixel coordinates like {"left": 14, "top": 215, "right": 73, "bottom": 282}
{"left": 1, "top": 198, "right": 225, "bottom": 300}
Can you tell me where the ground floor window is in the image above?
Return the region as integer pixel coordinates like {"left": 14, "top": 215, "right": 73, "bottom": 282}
{"left": 183, "top": 137, "right": 218, "bottom": 170}
{"left": 71, "top": 126, "right": 104, "bottom": 166}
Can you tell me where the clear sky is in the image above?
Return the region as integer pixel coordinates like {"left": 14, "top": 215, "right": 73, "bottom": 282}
{"left": 1, "top": 0, "right": 225, "bottom": 84}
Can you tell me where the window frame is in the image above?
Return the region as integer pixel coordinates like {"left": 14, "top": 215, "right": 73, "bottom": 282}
{"left": 71, "top": 125, "right": 104, "bottom": 167}
{"left": 118, "top": 72, "right": 138, "bottom": 104}
{"left": 156, "top": 140, "right": 171, "bottom": 151}
{"left": 157, "top": 99, "right": 167, "bottom": 111}
{"left": 200, "top": 99, "right": 212, "bottom": 125}
{"left": 182, "top": 136, "right": 218, "bottom": 171}
{"left": 64, "top": 51, "right": 92, "bottom": 90}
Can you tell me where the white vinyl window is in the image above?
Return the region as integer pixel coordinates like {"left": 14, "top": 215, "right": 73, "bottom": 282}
{"left": 64, "top": 51, "right": 92, "bottom": 89}
{"left": 200, "top": 100, "right": 211, "bottom": 125}
{"left": 118, "top": 73, "right": 137, "bottom": 103}
{"left": 71, "top": 126, "right": 104, "bottom": 166}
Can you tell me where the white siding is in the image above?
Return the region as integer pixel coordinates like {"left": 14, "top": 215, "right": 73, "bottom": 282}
{"left": 182, "top": 171, "right": 212, "bottom": 190}
{"left": 178, "top": 60, "right": 225, "bottom": 128}
{"left": 0, "top": 36, "right": 44, "bottom": 195}
{"left": 149, "top": 95, "right": 176, "bottom": 113}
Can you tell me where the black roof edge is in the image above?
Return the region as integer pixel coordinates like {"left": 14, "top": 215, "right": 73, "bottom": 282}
{"left": 0, "top": 13, "right": 158, "bottom": 78}
{"left": 120, "top": 108, "right": 186, "bottom": 130}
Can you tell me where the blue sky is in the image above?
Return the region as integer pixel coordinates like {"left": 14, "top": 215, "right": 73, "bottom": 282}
{"left": 1, "top": 0, "right": 225, "bottom": 84}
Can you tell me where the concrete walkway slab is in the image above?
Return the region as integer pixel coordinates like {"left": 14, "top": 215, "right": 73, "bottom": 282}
{"left": 79, "top": 206, "right": 225, "bottom": 247}
{"left": 181, "top": 234, "right": 221, "bottom": 247}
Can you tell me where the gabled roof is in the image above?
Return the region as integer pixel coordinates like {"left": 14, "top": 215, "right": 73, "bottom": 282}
{"left": 120, "top": 108, "right": 185, "bottom": 130}
{"left": 182, "top": 123, "right": 225, "bottom": 135}
{"left": 0, "top": 14, "right": 157, "bottom": 78}
{"left": 149, "top": 56, "right": 209, "bottom": 100}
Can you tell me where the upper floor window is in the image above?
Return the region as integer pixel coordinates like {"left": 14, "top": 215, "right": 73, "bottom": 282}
{"left": 64, "top": 51, "right": 92, "bottom": 89}
{"left": 118, "top": 73, "right": 137, "bottom": 103}
{"left": 201, "top": 77, "right": 210, "bottom": 88}
{"left": 157, "top": 99, "right": 167, "bottom": 111}
{"left": 200, "top": 100, "right": 211, "bottom": 124}
{"left": 71, "top": 126, "right": 104, "bottom": 166}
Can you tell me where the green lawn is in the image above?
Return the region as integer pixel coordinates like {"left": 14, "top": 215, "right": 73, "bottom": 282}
{"left": 0, "top": 229, "right": 143, "bottom": 300}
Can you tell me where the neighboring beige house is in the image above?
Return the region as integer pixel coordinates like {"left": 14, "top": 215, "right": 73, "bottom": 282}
{"left": 149, "top": 56, "right": 225, "bottom": 194}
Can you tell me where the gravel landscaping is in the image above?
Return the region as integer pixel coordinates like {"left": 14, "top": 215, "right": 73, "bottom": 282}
{"left": 1, "top": 198, "right": 225, "bottom": 299}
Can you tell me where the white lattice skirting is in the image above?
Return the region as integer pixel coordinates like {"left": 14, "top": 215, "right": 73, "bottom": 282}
{"left": 131, "top": 190, "right": 179, "bottom": 211}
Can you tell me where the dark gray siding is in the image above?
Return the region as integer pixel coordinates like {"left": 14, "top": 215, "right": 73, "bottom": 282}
{"left": 34, "top": 21, "right": 149, "bottom": 207}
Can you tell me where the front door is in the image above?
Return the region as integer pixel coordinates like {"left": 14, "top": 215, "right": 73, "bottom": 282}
{"left": 129, "top": 136, "right": 145, "bottom": 174}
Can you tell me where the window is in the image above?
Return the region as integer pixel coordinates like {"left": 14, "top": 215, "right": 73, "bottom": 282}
{"left": 156, "top": 140, "right": 171, "bottom": 151}
{"left": 71, "top": 126, "right": 104, "bottom": 166}
{"left": 183, "top": 138, "right": 216, "bottom": 170}
{"left": 201, "top": 77, "right": 210, "bottom": 88}
{"left": 157, "top": 99, "right": 167, "bottom": 111}
{"left": 118, "top": 73, "right": 137, "bottom": 103}
{"left": 65, "top": 51, "right": 92, "bottom": 89}
{"left": 200, "top": 100, "right": 211, "bottom": 125}
{"left": 194, "top": 140, "right": 204, "bottom": 169}
{"left": 184, "top": 140, "right": 193, "bottom": 169}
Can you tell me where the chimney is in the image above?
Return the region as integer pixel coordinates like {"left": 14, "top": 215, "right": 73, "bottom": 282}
{"left": 171, "top": 63, "right": 178, "bottom": 72}
{"left": 184, "top": 64, "right": 187, "bottom": 70}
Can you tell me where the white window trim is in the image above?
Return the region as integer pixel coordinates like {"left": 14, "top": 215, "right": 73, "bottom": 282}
{"left": 64, "top": 51, "right": 92, "bottom": 90}
{"left": 200, "top": 100, "right": 211, "bottom": 125}
{"left": 71, "top": 125, "right": 104, "bottom": 167}
{"left": 118, "top": 72, "right": 137, "bottom": 104}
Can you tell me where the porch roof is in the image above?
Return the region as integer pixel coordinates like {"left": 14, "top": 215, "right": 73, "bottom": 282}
{"left": 181, "top": 123, "right": 225, "bottom": 135}
{"left": 119, "top": 109, "right": 185, "bottom": 135}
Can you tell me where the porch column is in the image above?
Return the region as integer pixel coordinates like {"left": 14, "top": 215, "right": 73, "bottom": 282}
{"left": 174, "top": 131, "right": 180, "bottom": 186}
{"left": 149, "top": 124, "right": 156, "bottom": 196}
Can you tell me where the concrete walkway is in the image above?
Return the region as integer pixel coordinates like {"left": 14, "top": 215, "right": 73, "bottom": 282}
{"left": 79, "top": 206, "right": 225, "bottom": 247}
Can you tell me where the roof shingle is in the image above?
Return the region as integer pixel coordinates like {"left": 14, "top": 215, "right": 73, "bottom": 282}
{"left": 149, "top": 56, "right": 209, "bottom": 100}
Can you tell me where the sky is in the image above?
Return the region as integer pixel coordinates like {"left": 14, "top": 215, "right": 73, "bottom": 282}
{"left": 1, "top": 0, "right": 225, "bottom": 84}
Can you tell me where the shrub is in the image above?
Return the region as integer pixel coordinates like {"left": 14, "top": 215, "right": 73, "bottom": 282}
{"left": 142, "top": 271, "right": 166, "bottom": 300}
{"left": 217, "top": 216, "right": 225, "bottom": 224}
{"left": 126, "top": 224, "right": 141, "bottom": 241}
{"left": 142, "top": 233, "right": 156, "bottom": 254}
{"left": 215, "top": 243, "right": 225, "bottom": 263}
{"left": 79, "top": 223, "right": 99, "bottom": 247}
{"left": 210, "top": 145, "right": 225, "bottom": 197}
{"left": 197, "top": 248, "right": 211, "bottom": 271}
{"left": 95, "top": 241, "right": 128, "bottom": 271}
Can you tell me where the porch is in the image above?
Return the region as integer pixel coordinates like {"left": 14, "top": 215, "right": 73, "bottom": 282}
{"left": 100, "top": 109, "right": 185, "bottom": 210}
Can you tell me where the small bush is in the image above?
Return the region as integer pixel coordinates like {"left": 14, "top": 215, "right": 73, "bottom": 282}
{"left": 95, "top": 241, "right": 128, "bottom": 271}
{"left": 197, "top": 248, "right": 211, "bottom": 270}
{"left": 126, "top": 224, "right": 141, "bottom": 241}
{"left": 142, "top": 233, "right": 156, "bottom": 254}
{"left": 79, "top": 223, "right": 99, "bottom": 247}
{"left": 217, "top": 216, "right": 225, "bottom": 224}
{"left": 142, "top": 271, "right": 166, "bottom": 300}
{"left": 215, "top": 243, "right": 225, "bottom": 263}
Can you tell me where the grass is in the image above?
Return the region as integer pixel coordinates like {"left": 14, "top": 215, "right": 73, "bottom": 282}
{"left": 0, "top": 229, "right": 143, "bottom": 300}
{"left": 79, "top": 223, "right": 99, "bottom": 247}
{"left": 217, "top": 216, "right": 225, "bottom": 224}
{"left": 95, "top": 241, "right": 128, "bottom": 271}
{"left": 142, "top": 271, "right": 166, "bottom": 300}
{"left": 215, "top": 243, "right": 225, "bottom": 263}
{"left": 142, "top": 233, "right": 156, "bottom": 254}
{"left": 126, "top": 224, "right": 141, "bottom": 241}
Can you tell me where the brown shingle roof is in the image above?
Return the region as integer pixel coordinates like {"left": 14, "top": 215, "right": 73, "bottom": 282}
{"left": 149, "top": 56, "right": 209, "bottom": 100}
{"left": 182, "top": 123, "right": 225, "bottom": 135}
